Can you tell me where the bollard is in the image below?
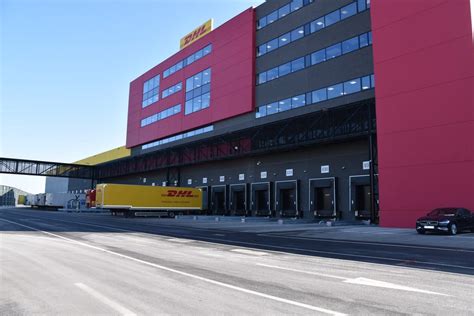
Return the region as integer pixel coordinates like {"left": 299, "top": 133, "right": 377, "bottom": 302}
{"left": 278, "top": 219, "right": 284, "bottom": 225}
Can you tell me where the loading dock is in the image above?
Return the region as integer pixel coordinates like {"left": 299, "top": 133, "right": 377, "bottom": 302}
{"left": 309, "top": 177, "right": 336, "bottom": 218}
{"left": 250, "top": 182, "right": 271, "bottom": 216}
{"left": 349, "top": 175, "right": 378, "bottom": 220}
{"left": 275, "top": 180, "right": 298, "bottom": 218}
{"left": 211, "top": 185, "right": 227, "bottom": 215}
{"left": 197, "top": 186, "right": 210, "bottom": 214}
{"left": 229, "top": 184, "right": 248, "bottom": 216}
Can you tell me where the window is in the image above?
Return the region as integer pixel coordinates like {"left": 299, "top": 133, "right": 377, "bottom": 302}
{"left": 291, "top": 94, "right": 306, "bottom": 108}
{"left": 290, "top": 0, "right": 303, "bottom": 12}
{"left": 256, "top": 106, "right": 267, "bottom": 118}
{"left": 141, "top": 104, "right": 181, "bottom": 127}
{"left": 370, "top": 74, "right": 375, "bottom": 87}
{"left": 267, "top": 11, "right": 278, "bottom": 24}
{"left": 342, "top": 37, "right": 358, "bottom": 54}
{"left": 327, "top": 83, "right": 343, "bottom": 99}
{"left": 312, "top": 88, "right": 327, "bottom": 103}
{"left": 362, "top": 76, "right": 371, "bottom": 90}
{"left": 291, "top": 27, "right": 304, "bottom": 41}
{"left": 257, "top": 0, "right": 313, "bottom": 31}
{"left": 311, "top": 49, "right": 326, "bottom": 65}
{"left": 278, "top": 4, "right": 290, "bottom": 18}
{"left": 326, "top": 44, "right": 341, "bottom": 59}
{"left": 266, "top": 102, "right": 278, "bottom": 115}
{"left": 340, "top": 3, "right": 357, "bottom": 20}
{"left": 359, "top": 33, "right": 369, "bottom": 47}
{"left": 279, "top": 98, "right": 291, "bottom": 112}
{"left": 291, "top": 57, "right": 305, "bottom": 72}
{"left": 267, "top": 67, "right": 278, "bottom": 81}
{"left": 185, "top": 68, "right": 212, "bottom": 115}
{"left": 311, "top": 18, "right": 325, "bottom": 33}
{"left": 142, "top": 75, "right": 160, "bottom": 108}
{"left": 142, "top": 126, "right": 214, "bottom": 150}
{"left": 279, "top": 32, "right": 291, "bottom": 47}
{"left": 258, "top": 17, "right": 267, "bottom": 29}
{"left": 163, "top": 45, "right": 211, "bottom": 78}
{"left": 258, "top": 72, "right": 267, "bottom": 85}
{"left": 357, "top": 0, "right": 366, "bottom": 11}
{"left": 325, "top": 10, "right": 340, "bottom": 27}
{"left": 278, "top": 63, "right": 291, "bottom": 77}
{"left": 162, "top": 82, "right": 182, "bottom": 98}
{"left": 266, "top": 38, "right": 278, "bottom": 52}
{"left": 258, "top": 44, "right": 267, "bottom": 56}
{"left": 344, "top": 78, "right": 361, "bottom": 94}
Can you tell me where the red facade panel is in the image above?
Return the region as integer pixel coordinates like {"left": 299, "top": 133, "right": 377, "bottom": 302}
{"left": 126, "top": 8, "right": 255, "bottom": 148}
{"left": 372, "top": 0, "right": 474, "bottom": 227}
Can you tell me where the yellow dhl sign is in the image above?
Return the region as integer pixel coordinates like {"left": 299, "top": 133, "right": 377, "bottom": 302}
{"left": 180, "top": 19, "right": 213, "bottom": 50}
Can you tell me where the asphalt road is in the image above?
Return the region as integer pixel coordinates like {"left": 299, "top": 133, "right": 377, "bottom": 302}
{"left": 1, "top": 208, "right": 473, "bottom": 315}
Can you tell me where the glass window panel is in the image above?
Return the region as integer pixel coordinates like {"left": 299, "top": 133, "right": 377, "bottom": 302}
{"left": 311, "top": 49, "right": 326, "bottom": 65}
{"left": 193, "top": 86, "right": 202, "bottom": 98}
{"left": 194, "top": 72, "right": 202, "bottom": 87}
{"left": 202, "top": 69, "right": 211, "bottom": 85}
{"left": 185, "top": 91, "right": 193, "bottom": 101}
{"left": 357, "top": 0, "right": 366, "bottom": 12}
{"left": 278, "top": 62, "right": 291, "bottom": 77}
{"left": 202, "top": 92, "right": 210, "bottom": 108}
{"left": 186, "top": 77, "right": 194, "bottom": 92}
{"left": 311, "top": 17, "right": 325, "bottom": 33}
{"left": 279, "top": 32, "right": 291, "bottom": 47}
{"left": 170, "top": 65, "right": 176, "bottom": 74}
{"left": 176, "top": 82, "right": 182, "bottom": 91}
{"left": 258, "top": 17, "right": 267, "bottom": 29}
{"left": 359, "top": 33, "right": 369, "bottom": 47}
{"left": 290, "top": 0, "right": 303, "bottom": 11}
{"left": 267, "top": 67, "right": 279, "bottom": 81}
{"left": 342, "top": 37, "right": 359, "bottom": 54}
{"left": 267, "top": 11, "right": 278, "bottom": 24}
{"left": 256, "top": 106, "right": 266, "bottom": 118}
{"left": 312, "top": 88, "right": 327, "bottom": 103}
{"left": 325, "top": 10, "right": 340, "bottom": 26}
{"left": 164, "top": 69, "right": 170, "bottom": 78}
{"left": 194, "top": 49, "right": 203, "bottom": 60}
{"left": 258, "top": 72, "right": 267, "bottom": 84}
{"left": 176, "top": 61, "right": 183, "bottom": 70}
{"left": 291, "top": 26, "right": 304, "bottom": 41}
{"left": 278, "top": 98, "right": 291, "bottom": 112}
{"left": 185, "top": 100, "right": 193, "bottom": 114}
{"left": 344, "top": 78, "right": 361, "bottom": 94}
{"left": 327, "top": 83, "right": 343, "bottom": 99}
{"left": 266, "top": 102, "right": 278, "bottom": 115}
{"left": 326, "top": 44, "right": 341, "bottom": 59}
{"left": 266, "top": 38, "right": 278, "bottom": 52}
{"left": 201, "top": 83, "right": 210, "bottom": 94}
{"left": 370, "top": 74, "right": 375, "bottom": 87}
{"left": 258, "top": 44, "right": 267, "bottom": 56}
{"left": 340, "top": 3, "right": 357, "bottom": 20}
{"left": 362, "top": 76, "right": 371, "bottom": 90}
{"left": 368, "top": 32, "right": 373, "bottom": 44}
{"left": 366, "top": 0, "right": 371, "bottom": 8}
{"left": 187, "top": 54, "right": 195, "bottom": 65}
{"left": 278, "top": 4, "right": 290, "bottom": 18}
{"left": 291, "top": 57, "right": 305, "bottom": 72}
{"left": 193, "top": 96, "right": 201, "bottom": 112}
{"left": 291, "top": 94, "right": 306, "bottom": 108}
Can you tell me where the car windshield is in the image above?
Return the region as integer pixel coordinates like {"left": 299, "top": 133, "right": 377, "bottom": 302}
{"left": 427, "top": 208, "right": 456, "bottom": 216}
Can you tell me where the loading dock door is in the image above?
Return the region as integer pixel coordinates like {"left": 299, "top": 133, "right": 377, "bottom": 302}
{"left": 251, "top": 182, "right": 271, "bottom": 216}
{"left": 350, "top": 175, "right": 378, "bottom": 220}
{"left": 275, "top": 180, "right": 299, "bottom": 218}
{"left": 211, "top": 185, "right": 227, "bottom": 216}
{"left": 229, "top": 184, "right": 247, "bottom": 216}
{"left": 309, "top": 178, "right": 336, "bottom": 218}
{"left": 197, "top": 186, "right": 209, "bottom": 214}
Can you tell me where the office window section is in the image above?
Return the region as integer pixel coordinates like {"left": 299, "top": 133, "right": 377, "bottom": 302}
{"left": 142, "top": 75, "right": 160, "bottom": 108}
{"left": 256, "top": 74, "right": 374, "bottom": 118}
{"left": 141, "top": 125, "right": 214, "bottom": 150}
{"left": 257, "top": 1, "right": 370, "bottom": 57}
{"left": 162, "top": 82, "right": 182, "bottom": 99}
{"left": 185, "top": 68, "right": 211, "bottom": 115}
{"left": 163, "top": 44, "right": 212, "bottom": 79}
{"left": 257, "top": 0, "right": 314, "bottom": 30}
{"left": 141, "top": 104, "right": 181, "bottom": 128}
{"left": 257, "top": 31, "right": 372, "bottom": 85}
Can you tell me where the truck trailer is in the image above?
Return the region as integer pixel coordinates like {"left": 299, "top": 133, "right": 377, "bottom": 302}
{"left": 95, "top": 183, "right": 204, "bottom": 217}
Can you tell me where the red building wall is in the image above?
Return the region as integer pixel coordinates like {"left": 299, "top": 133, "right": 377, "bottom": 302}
{"left": 371, "top": 0, "right": 474, "bottom": 227}
{"left": 126, "top": 8, "right": 255, "bottom": 148}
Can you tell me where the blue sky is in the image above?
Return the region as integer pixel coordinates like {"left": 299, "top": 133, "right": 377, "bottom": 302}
{"left": 0, "top": 0, "right": 263, "bottom": 193}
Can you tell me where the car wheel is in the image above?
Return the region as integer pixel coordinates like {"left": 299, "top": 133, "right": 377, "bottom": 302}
{"left": 417, "top": 229, "right": 425, "bottom": 235}
{"left": 449, "top": 223, "right": 458, "bottom": 235}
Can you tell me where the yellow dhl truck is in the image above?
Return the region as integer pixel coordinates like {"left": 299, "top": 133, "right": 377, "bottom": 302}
{"left": 95, "top": 183, "right": 204, "bottom": 217}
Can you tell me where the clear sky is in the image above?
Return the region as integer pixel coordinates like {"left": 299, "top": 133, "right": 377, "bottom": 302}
{"left": 0, "top": 0, "right": 264, "bottom": 193}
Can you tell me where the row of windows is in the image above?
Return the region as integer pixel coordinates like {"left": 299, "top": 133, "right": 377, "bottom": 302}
{"left": 142, "top": 125, "right": 214, "bottom": 150}
{"left": 185, "top": 92, "right": 210, "bottom": 115}
{"left": 140, "top": 104, "right": 181, "bottom": 127}
{"left": 257, "top": 0, "right": 313, "bottom": 30}
{"left": 257, "top": 0, "right": 370, "bottom": 57}
{"left": 163, "top": 44, "right": 212, "bottom": 79}
{"left": 185, "top": 68, "right": 211, "bottom": 92}
{"left": 256, "top": 74, "right": 375, "bottom": 118}
{"left": 185, "top": 68, "right": 212, "bottom": 115}
{"left": 257, "top": 31, "right": 372, "bottom": 85}
{"left": 162, "top": 82, "right": 182, "bottom": 99}
{"left": 142, "top": 75, "right": 160, "bottom": 108}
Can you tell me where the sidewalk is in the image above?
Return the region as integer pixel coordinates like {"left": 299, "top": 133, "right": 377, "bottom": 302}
{"left": 150, "top": 216, "right": 474, "bottom": 250}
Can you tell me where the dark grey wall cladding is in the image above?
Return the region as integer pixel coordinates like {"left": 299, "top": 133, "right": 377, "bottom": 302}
{"left": 104, "top": 139, "right": 371, "bottom": 220}
{"left": 68, "top": 178, "right": 94, "bottom": 192}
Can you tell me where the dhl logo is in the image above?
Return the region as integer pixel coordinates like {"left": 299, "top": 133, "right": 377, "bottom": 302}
{"left": 180, "top": 19, "right": 213, "bottom": 49}
{"left": 163, "top": 190, "right": 197, "bottom": 198}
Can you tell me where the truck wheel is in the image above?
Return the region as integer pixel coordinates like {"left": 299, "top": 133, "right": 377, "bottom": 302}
{"left": 449, "top": 223, "right": 457, "bottom": 235}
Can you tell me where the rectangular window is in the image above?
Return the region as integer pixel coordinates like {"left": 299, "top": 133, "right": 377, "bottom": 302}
{"left": 344, "top": 78, "right": 361, "bottom": 94}
{"left": 258, "top": 17, "right": 267, "bottom": 29}
{"left": 256, "top": 106, "right": 267, "bottom": 118}
{"left": 362, "top": 76, "right": 371, "bottom": 90}
{"left": 291, "top": 57, "right": 305, "bottom": 72}
{"left": 267, "top": 67, "right": 279, "bottom": 81}
{"left": 326, "top": 44, "right": 342, "bottom": 59}
{"left": 290, "top": 0, "right": 303, "bottom": 12}
{"left": 278, "top": 98, "right": 291, "bottom": 112}
{"left": 359, "top": 33, "right": 369, "bottom": 47}
{"left": 370, "top": 74, "right": 375, "bottom": 87}
{"left": 278, "top": 63, "right": 291, "bottom": 77}
{"left": 142, "top": 74, "right": 160, "bottom": 108}
{"left": 162, "top": 82, "right": 182, "bottom": 99}
{"left": 357, "top": 0, "right": 366, "bottom": 12}
{"left": 291, "top": 26, "right": 304, "bottom": 41}
{"left": 267, "top": 11, "right": 278, "bottom": 24}
{"left": 266, "top": 38, "right": 278, "bottom": 52}
{"left": 279, "top": 32, "right": 291, "bottom": 47}
{"left": 312, "top": 89, "right": 327, "bottom": 103}
{"left": 311, "top": 49, "right": 326, "bottom": 65}
{"left": 368, "top": 32, "right": 373, "bottom": 45}
{"left": 340, "top": 3, "right": 357, "bottom": 20}
{"left": 291, "top": 94, "right": 306, "bottom": 108}
{"left": 203, "top": 45, "right": 212, "bottom": 56}
{"left": 258, "top": 72, "right": 267, "bottom": 85}
{"left": 327, "top": 83, "right": 343, "bottom": 99}
{"left": 325, "top": 10, "right": 340, "bottom": 27}
{"left": 311, "top": 17, "right": 325, "bottom": 33}
{"left": 266, "top": 102, "right": 278, "bottom": 115}
{"left": 342, "top": 37, "right": 359, "bottom": 54}
{"left": 278, "top": 4, "right": 290, "bottom": 18}
{"left": 141, "top": 104, "right": 181, "bottom": 127}
{"left": 185, "top": 68, "right": 212, "bottom": 115}
{"left": 258, "top": 44, "right": 267, "bottom": 57}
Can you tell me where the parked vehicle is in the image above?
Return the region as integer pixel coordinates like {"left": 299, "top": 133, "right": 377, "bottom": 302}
{"left": 416, "top": 208, "right": 474, "bottom": 235}
{"left": 95, "top": 183, "right": 204, "bottom": 217}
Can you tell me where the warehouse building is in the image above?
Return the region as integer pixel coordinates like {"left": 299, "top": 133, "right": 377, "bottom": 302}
{"left": 65, "top": 0, "right": 473, "bottom": 227}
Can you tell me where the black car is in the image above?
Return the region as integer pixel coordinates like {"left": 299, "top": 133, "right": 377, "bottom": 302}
{"left": 416, "top": 208, "right": 474, "bottom": 235}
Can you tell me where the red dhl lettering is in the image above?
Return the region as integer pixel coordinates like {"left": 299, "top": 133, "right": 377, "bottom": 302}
{"left": 163, "top": 190, "right": 196, "bottom": 197}
{"left": 184, "top": 25, "right": 208, "bottom": 46}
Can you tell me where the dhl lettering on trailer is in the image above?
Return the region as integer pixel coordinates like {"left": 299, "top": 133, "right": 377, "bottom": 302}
{"left": 180, "top": 19, "right": 213, "bottom": 49}
{"left": 162, "top": 190, "right": 198, "bottom": 198}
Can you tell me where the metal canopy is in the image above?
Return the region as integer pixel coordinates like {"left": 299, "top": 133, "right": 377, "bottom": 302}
{"left": 0, "top": 158, "right": 95, "bottom": 179}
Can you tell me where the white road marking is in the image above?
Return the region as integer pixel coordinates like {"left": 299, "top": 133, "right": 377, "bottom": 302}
{"left": 231, "top": 249, "right": 269, "bottom": 256}
{"left": 75, "top": 283, "right": 136, "bottom": 316}
{"left": 167, "top": 238, "right": 193, "bottom": 243}
{"left": 257, "top": 263, "right": 450, "bottom": 296}
{"left": 213, "top": 233, "right": 225, "bottom": 236}
{"left": 1, "top": 218, "right": 346, "bottom": 316}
